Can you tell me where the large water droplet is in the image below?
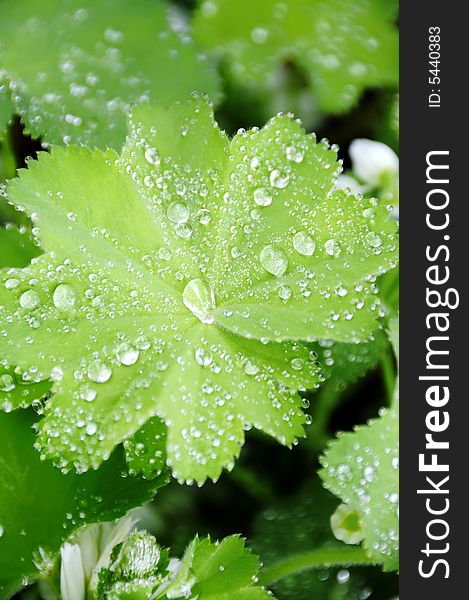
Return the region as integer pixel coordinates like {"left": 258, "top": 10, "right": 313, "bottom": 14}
{"left": 167, "top": 202, "right": 190, "bottom": 224}
{"left": 175, "top": 223, "right": 192, "bottom": 239}
{"left": 251, "top": 27, "right": 269, "bottom": 43}
{"left": 197, "top": 209, "right": 212, "bottom": 225}
{"left": 253, "top": 187, "right": 272, "bottom": 207}
{"left": 20, "top": 290, "right": 40, "bottom": 309}
{"left": 290, "top": 358, "right": 304, "bottom": 370}
{"left": 183, "top": 279, "right": 216, "bottom": 324}
{"left": 260, "top": 245, "right": 288, "bottom": 276}
{"left": 366, "top": 232, "right": 382, "bottom": 248}
{"left": 293, "top": 231, "right": 316, "bottom": 256}
{"left": 5, "top": 278, "right": 19, "bottom": 289}
{"left": 116, "top": 342, "right": 139, "bottom": 366}
{"left": 195, "top": 347, "right": 213, "bottom": 366}
{"left": 324, "top": 239, "right": 341, "bottom": 257}
{"left": 87, "top": 360, "right": 112, "bottom": 383}
{"left": 85, "top": 421, "right": 98, "bottom": 436}
{"left": 270, "top": 169, "right": 290, "bottom": 189}
{"left": 278, "top": 283, "right": 292, "bottom": 300}
{"left": 286, "top": 144, "right": 304, "bottom": 163}
{"left": 53, "top": 284, "right": 78, "bottom": 311}
{"left": 244, "top": 361, "right": 260, "bottom": 375}
{"left": 0, "top": 374, "right": 15, "bottom": 392}
{"left": 144, "top": 147, "right": 160, "bottom": 165}
{"left": 79, "top": 385, "right": 97, "bottom": 402}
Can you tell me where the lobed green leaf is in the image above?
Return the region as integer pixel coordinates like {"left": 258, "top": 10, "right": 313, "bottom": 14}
{"left": 0, "top": 97, "right": 397, "bottom": 484}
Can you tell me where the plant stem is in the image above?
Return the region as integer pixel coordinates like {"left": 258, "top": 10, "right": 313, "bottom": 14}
{"left": 258, "top": 546, "right": 375, "bottom": 587}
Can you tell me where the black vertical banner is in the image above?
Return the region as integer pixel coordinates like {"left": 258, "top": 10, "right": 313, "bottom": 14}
{"left": 400, "top": 1, "right": 466, "bottom": 597}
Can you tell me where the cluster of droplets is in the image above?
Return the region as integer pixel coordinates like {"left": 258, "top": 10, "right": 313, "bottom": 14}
{"left": 0, "top": 98, "right": 397, "bottom": 483}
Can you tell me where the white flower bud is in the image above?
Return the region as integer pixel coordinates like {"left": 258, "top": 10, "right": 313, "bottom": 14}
{"left": 60, "top": 543, "right": 85, "bottom": 600}
{"left": 330, "top": 503, "right": 365, "bottom": 545}
{"left": 349, "top": 139, "right": 398, "bottom": 187}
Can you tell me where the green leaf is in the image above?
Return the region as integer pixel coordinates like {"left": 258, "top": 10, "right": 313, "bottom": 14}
{"left": 0, "top": 225, "right": 41, "bottom": 268}
{"left": 0, "top": 227, "right": 48, "bottom": 412}
{"left": 0, "top": 409, "right": 168, "bottom": 599}
{"left": 0, "top": 367, "right": 50, "bottom": 413}
{"left": 320, "top": 406, "right": 399, "bottom": 571}
{"left": 97, "top": 534, "right": 269, "bottom": 600}
{"left": 0, "top": 97, "right": 397, "bottom": 484}
{"left": 193, "top": 0, "right": 398, "bottom": 114}
{"left": 315, "top": 329, "right": 388, "bottom": 393}
{"left": 187, "top": 536, "right": 270, "bottom": 600}
{"left": 252, "top": 478, "right": 372, "bottom": 599}
{"left": 124, "top": 417, "right": 167, "bottom": 480}
{"left": 0, "top": 0, "right": 220, "bottom": 149}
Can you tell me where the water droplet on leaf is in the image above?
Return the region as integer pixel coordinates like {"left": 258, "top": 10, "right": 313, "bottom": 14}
{"left": 53, "top": 284, "right": 78, "bottom": 311}
{"left": 260, "top": 245, "right": 288, "bottom": 277}
{"left": 293, "top": 231, "right": 316, "bottom": 256}
{"left": 87, "top": 360, "right": 112, "bottom": 383}
{"left": 183, "top": 279, "right": 216, "bottom": 324}
{"left": 20, "top": 290, "right": 40, "bottom": 309}
{"left": 253, "top": 187, "right": 272, "bottom": 207}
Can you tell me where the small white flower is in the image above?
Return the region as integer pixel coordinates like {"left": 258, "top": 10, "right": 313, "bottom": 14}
{"left": 330, "top": 503, "right": 365, "bottom": 545}
{"left": 59, "top": 514, "right": 138, "bottom": 599}
{"left": 349, "top": 139, "right": 399, "bottom": 187}
{"left": 60, "top": 543, "right": 85, "bottom": 600}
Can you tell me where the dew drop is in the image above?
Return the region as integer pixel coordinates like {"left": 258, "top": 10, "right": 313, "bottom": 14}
{"left": 0, "top": 374, "right": 15, "bottom": 393}
{"left": 253, "top": 187, "right": 272, "bottom": 207}
{"left": 270, "top": 169, "right": 290, "bottom": 189}
{"left": 363, "top": 466, "right": 376, "bottom": 482}
{"left": 278, "top": 283, "right": 292, "bottom": 300}
{"left": 5, "top": 278, "right": 20, "bottom": 289}
{"left": 286, "top": 144, "right": 304, "bottom": 163}
{"left": 53, "top": 284, "right": 78, "bottom": 311}
{"left": 260, "top": 245, "right": 288, "bottom": 277}
{"left": 335, "top": 286, "right": 349, "bottom": 297}
{"left": 144, "top": 147, "right": 160, "bottom": 165}
{"left": 365, "top": 232, "right": 382, "bottom": 248}
{"left": 183, "top": 279, "right": 216, "bottom": 324}
{"left": 116, "top": 342, "right": 139, "bottom": 366}
{"left": 20, "top": 290, "right": 40, "bottom": 309}
{"left": 337, "top": 570, "right": 350, "bottom": 584}
{"left": 87, "top": 360, "right": 112, "bottom": 383}
{"left": 290, "top": 358, "right": 304, "bottom": 371}
{"left": 175, "top": 223, "right": 192, "bottom": 239}
{"left": 197, "top": 209, "right": 212, "bottom": 225}
{"left": 195, "top": 347, "right": 213, "bottom": 367}
{"left": 167, "top": 202, "right": 190, "bottom": 224}
{"left": 85, "top": 422, "right": 98, "bottom": 436}
{"left": 293, "top": 231, "right": 316, "bottom": 256}
{"left": 251, "top": 27, "right": 268, "bottom": 43}
{"left": 244, "top": 361, "right": 260, "bottom": 375}
{"left": 324, "top": 239, "right": 341, "bottom": 257}
{"left": 79, "top": 385, "right": 97, "bottom": 402}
